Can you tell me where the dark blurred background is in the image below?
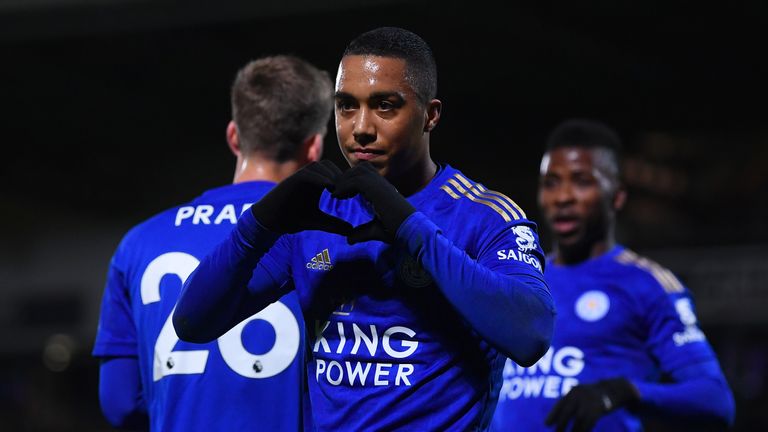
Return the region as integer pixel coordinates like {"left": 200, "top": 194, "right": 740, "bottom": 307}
{"left": 1, "top": 0, "right": 766, "bottom": 430}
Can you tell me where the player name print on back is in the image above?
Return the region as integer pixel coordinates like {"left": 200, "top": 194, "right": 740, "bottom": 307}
{"left": 174, "top": 203, "right": 254, "bottom": 226}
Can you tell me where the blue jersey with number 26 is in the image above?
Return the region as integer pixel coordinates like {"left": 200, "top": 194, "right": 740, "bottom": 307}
{"left": 93, "top": 181, "right": 305, "bottom": 432}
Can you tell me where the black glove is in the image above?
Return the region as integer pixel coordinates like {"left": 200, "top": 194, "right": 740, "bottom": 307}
{"left": 545, "top": 378, "right": 640, "bottom": 432}
{"left": 250, "top": 160, "right": 353, "bottom": 235}
{"left": 331, "top": 161, "right": 416, "bottom": 244}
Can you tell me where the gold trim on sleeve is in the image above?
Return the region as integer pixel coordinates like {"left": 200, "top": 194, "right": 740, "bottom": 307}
{"left": 446, "top": 178, "right": 512, "bottom": 222}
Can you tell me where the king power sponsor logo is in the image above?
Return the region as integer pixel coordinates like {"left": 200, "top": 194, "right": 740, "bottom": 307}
{"left": 498, "top": 346, "right": 584, "bottom": 401}
{"left": 312, "top": 320, "right": 419, "bottom": 387}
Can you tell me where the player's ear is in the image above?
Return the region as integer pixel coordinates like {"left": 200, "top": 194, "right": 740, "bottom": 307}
{"left": 613, "top": 184, "right": 627, "bottom": 211}
{"left": 226, "top": 120, "right": 241, "bottom": 157}
{"left": 303, "top": 132, "right": 324, "bottom": 163}
{"left": 423, "top": 99, "right": 442, "bottom": 132}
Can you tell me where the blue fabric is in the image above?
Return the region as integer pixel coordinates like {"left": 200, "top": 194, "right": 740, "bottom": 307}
{"left": 491, "top": 245, "right": 735, "bottom": 431}
{"left": 99, "top": 357, "right": 148, "bottom": 429}
{"left": 93, "top": 181, "right": 306, "bottom": 432}
{"left": 176, "top": 164, "right": 554, "bottom": 431}
{"left": 632, "top": 360, "right": 735, "bottom": 425}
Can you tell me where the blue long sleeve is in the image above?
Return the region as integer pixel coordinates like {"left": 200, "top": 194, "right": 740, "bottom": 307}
{"left": 99, "top": 357, "right": 148, "bottom": 430}
{"left": 632, "top": 360, "right": 736, "bottom": 426}
{"left": 173, "top": 211, "right": 283, "bottom": 343}
{"left": 397, "top": 212, "right": 555, "bottom": 366}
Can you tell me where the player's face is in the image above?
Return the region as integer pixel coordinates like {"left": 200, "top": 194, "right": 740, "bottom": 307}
{"left": 538, "top": 147, "right": 616, "bottom": 249}
{"left": 334, "top": 55, "right": 432, "bottom": 179}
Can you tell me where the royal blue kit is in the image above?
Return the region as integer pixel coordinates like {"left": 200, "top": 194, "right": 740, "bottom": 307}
{"left": 179, "top": 164, "right": 553, "bottom": 431}
{"left": 92, "top": 181, "right": 306, "bottom": 431}
{"left": 491, "top": 245, "right": 734, "bottom": 431}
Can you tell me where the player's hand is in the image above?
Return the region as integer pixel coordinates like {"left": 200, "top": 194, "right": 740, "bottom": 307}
{"left": 331, "top": 161, "right": 416, "bottom": 244}
{"left": 545, "top": 378, "right": 639, "bottom": 432}
{"left": 250, "top": 160, "right": 353, "bottom": 235}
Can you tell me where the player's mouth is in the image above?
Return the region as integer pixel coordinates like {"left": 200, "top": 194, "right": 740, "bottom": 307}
{"left": 350, "top": 147, "right": 385, "bottom": 162}
{"left": 551, "top": 214, "right": 580, "bottom": 236}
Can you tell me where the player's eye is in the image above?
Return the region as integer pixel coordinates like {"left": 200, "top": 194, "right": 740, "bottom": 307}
{"left": 335, "top": 98, "right": 357, "bottom": 112}
{"left": 541, "top": 176, "right": 559, "bottom": 188}
{"left": 573, "top": 175, "right": 597, "bottom": 187}
{"left": 371, "top": 95, "right": 404, "bottom": 112}
{"left": 378, "top": 100, "right": 396, "bottom": 111}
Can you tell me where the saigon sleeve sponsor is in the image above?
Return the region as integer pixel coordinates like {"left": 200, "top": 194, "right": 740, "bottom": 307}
{"left": 496, "top": 248, "right": 542, "bottom": 272}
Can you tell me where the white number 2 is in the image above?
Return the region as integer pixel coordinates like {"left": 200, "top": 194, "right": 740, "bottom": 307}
{"left": 140, "top": 252, "right": 300, "bottom": 381}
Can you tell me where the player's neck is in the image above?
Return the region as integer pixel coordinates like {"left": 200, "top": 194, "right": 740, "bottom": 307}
{"left": 389, "top": 157, "right": 438, "bottom": 197}
{"left": 232, "top": 156, "right": 302, "bottom": 184}
{"left": 554, "top": 235, "right": 615, "bottom": 265}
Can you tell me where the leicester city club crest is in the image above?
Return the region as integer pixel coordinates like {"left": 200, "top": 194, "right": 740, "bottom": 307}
{"left": 575, "top": 290, "right": 610, "bottom": 322}
{"left": 398, "top": 254, "right": 433, "bottom": 288}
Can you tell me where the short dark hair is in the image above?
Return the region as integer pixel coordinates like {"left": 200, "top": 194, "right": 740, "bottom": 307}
{"left": 231, "top": 55, "right": 333, "bottom": 161}
{"left": 546, "top": 118, "right": 623, "bottom": 175}
{"left": 343, "top": 26, "right": 437, "bottom": 105}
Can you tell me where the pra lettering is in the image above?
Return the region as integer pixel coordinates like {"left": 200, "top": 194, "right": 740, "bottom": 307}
{"left": 174, "top": 203, "right": 254, "bottom": 226}
{"left": 498, "top": 346, "right": 583, "bottom": 401}
{"left": 313, "top": 321, "right": 418, "bottom": 387}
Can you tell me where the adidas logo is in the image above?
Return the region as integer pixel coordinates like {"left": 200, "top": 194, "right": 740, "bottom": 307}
{"left": 306, "top": 248, "right": 333, "bottom": 271}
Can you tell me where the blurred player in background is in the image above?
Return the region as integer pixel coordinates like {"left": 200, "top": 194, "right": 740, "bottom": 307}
{"left": 491, "top": 118, "right": 735, "bottom": 431}
{"left": 173, "top": 26, "right": 555, "bottom": 431}
{"left": 92, "top": 54, "right": 333, "bottom": 431}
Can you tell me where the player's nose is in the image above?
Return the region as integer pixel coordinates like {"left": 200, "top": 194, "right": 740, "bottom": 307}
{"left": 553, "top": 183, "right": 575, "bottom": 205}
{"left": 352, "top": 107, "right": 376, "bottom": 145}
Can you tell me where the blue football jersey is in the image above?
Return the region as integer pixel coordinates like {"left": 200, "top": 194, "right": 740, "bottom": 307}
{"left": 491, "top": 245, "right": 722, "bottom": 431}
{"left": 252, "top": 164, "right": 547, "bottom": 431}
{"left": 93, "top": 181, "right": 305, "bottom": 432}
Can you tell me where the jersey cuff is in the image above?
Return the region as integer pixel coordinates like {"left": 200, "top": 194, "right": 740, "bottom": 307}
{"left": 396, "top": 211, "right": 440, "bottom": 256}
{"left": 237, "top": 208, "right": 281, "bottom": 250}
